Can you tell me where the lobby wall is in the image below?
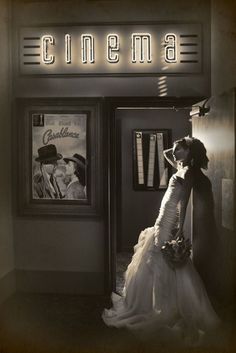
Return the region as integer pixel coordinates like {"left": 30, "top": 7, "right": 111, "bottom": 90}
{"left": 11, "top": 0, "right": 211, "bottom": 294}
{"left": 0, "top": 0, "right": 15, "bottom": 304}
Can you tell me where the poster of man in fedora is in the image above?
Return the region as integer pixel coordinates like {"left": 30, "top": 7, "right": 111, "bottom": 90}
{"left": 32, "top": 113, "right": 87, "bottom": 201}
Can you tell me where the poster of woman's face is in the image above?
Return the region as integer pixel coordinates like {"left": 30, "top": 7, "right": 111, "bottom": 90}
{"left": 32, "top": 113, "right": 87, "bottom": 201}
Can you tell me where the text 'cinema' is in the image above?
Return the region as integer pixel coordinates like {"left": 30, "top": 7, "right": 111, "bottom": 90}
{"left": 41, "top": 33, "right": 177, "bottom": 64}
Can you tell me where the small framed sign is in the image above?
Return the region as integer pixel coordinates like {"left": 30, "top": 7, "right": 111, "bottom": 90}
{"left": 133, "top": 129, "right": 171, "bottom": 190}
{"left": 16, "top": 98, "right": 103, "bottom": 217}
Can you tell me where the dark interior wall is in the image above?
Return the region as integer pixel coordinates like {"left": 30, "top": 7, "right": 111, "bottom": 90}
{"left": 13, "top": 98, "right": 106, "bottom": 295}
{"left": 0, "top": 0, "right": 15, "bottom": 303}
{"left": 211, "top": 0, "right": 236, "bottom": 96}
{"left": 190, "top": 0, "right": 236, "bottom": 305}
{"left": 116, "top": 108, "right": 191, "bottom": 250}
{"left": 12, "top": 0, "right": 211, "bottom": 98}
{"left": 11, "top": 0, "right": 211, "bottom": 294}
{"left": 192, "top": 89, "right": 235, "bottom": 304}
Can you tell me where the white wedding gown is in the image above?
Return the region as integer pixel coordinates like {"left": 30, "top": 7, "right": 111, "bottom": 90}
{"left": 102, "top": 168, "right": 220, "bottom": 340}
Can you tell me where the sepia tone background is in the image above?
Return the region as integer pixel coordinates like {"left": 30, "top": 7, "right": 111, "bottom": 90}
{"left": 0, "top": 0, "right": 235, "bottom": 352}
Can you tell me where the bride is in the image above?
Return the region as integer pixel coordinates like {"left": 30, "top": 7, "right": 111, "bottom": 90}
{"left": 102, "top": 136, "right": 220, "bottom": 343}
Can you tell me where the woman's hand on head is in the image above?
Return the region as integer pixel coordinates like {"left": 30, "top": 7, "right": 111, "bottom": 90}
{"left": 163, "top": 148, "right": 178, "bottom": 169}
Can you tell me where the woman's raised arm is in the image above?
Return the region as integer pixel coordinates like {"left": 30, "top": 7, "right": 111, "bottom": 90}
{"left": 163, "top": 148, "right": 178, "bottom": 169}
{"left": 175, "top": 171, "right": 193, "bottom": 238}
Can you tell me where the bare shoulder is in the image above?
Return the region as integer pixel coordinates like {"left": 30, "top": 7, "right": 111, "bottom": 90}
{"left": 175, "top": 167, "right": 193, "bottom": 185}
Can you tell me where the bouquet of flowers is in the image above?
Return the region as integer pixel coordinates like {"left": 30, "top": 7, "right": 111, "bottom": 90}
{"left": 161, "top": 233, "right": 192, "bottom": 269}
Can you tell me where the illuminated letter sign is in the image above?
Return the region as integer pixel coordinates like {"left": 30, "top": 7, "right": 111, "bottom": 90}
{"left": 131, "top": 33, "right": 152, "bottom": 63}
{"left": 65, "top": 34, "right": 71, "bottom": 64}
{"left": 164, "top": 33, "right": 177, "bottom": 63}
{"left": 21, "top": 24, "right": 202, "bottom": 75}
{"left": 42, "top": 35, "right": 55, "bottom": 64}
{"left": 81, "top": 34, "right": 94, "bottom": 64}
{"left": 107, "top": 34, "right": 119, "bottom": 63}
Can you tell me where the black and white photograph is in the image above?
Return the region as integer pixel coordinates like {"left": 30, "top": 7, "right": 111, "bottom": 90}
{"left": 0, "top": 1, "right": 236, "bottom": 353}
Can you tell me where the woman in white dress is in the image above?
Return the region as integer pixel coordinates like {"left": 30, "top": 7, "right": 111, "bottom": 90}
{"left": 102, "top": 136, "right": 220, "bottom": 343}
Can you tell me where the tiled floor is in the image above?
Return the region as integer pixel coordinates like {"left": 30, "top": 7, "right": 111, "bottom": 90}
{"left": 0, "top": 291, "right": 236, "bottom": 353}
{"left": 0, "top": 293, "right": 140, "bottom": 353}
{"left": 0, "top": 292, "right": 235, "bottom": 353}
{"left": 0, "top": 261, "right": 236, "bottom": 353}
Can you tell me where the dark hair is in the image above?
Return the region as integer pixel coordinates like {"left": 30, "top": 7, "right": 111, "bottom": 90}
{"left": 174, "top": 137, "right": 209, "bottom": 169}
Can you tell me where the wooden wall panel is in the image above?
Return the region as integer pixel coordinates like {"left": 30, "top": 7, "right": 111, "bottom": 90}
{"left": 192, "top": 89, "right": 235, "bottom": 307}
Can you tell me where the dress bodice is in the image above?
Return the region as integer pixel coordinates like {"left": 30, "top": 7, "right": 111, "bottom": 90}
{"left": 155, "top": 172, "right": 185, "bottom": 234}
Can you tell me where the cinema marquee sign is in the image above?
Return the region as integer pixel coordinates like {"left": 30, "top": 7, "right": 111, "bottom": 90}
{"left": 20, "top": 24, "right": 202, "bottom": 75}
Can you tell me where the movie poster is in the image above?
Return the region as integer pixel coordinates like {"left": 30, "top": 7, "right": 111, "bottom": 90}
{"left": 32, "top": 113, "right": 87, "bottom": 201}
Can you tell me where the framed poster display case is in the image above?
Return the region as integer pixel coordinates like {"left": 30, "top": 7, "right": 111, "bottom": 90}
{"left": 16, "top": 98, "right": 103, "bottom": 217}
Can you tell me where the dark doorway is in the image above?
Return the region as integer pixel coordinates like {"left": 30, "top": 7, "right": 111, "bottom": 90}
{"left": 105, "top": 97, "right": 203, "bottom": 294}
